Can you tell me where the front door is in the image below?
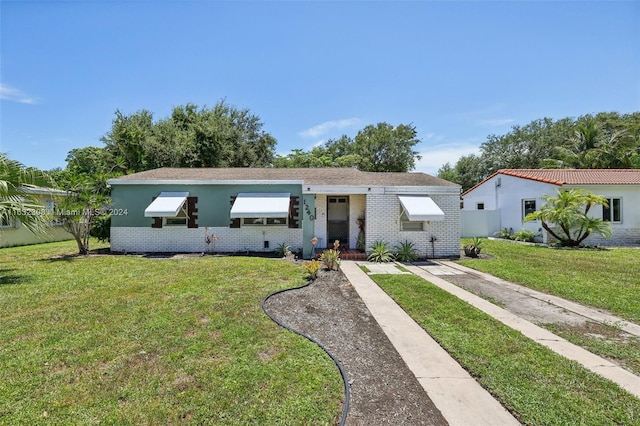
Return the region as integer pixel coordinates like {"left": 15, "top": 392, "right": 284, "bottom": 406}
{"left": 327, "top": 196, "right": 349, "bottom": 247}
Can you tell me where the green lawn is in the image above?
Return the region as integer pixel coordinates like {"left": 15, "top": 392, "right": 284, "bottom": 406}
{"left": 0, "top": 241, "right": 342, "bottom": 424}
{"left": 458, "top": 238, "right": 640, "bottom": 378}
{"left": 458, "top": 238, "right": 640, "bottom": 323}
{"left": 372, "top": 273, "right": 640, "bottom": 425}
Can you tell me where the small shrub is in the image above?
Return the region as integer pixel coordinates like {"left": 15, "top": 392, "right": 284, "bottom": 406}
{"left": 275, "top": 242, "right": 291, "bottom": 257}
{"left": 319, "top": 240, "right": 341, "bottom": 270}
{"left": 394, "top": 240, "right": 418, "bottom": 262}
{"left": 514, "top": 229, "right": 537, "bottom": 243}
{"left": 463, "top": 236, "right": 483, "bottom": 258}
{"left": 494, "top": 228, "right": 514, "bottom": 240}
{"left": 90, "top": 214, "right": 111, "bottom": 242}
{"left": 303, "top": 260, "right": 321, "bottom": 279}
{"left": 367, "top": 240, "right": 395, "bottom": 263}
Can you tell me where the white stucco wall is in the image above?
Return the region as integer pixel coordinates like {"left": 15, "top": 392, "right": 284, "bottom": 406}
{"left": 463, "top": 174, "right": 640, "bottom": 245}
{"left": 463, "top": 174, "right": 557, "bottom": 237}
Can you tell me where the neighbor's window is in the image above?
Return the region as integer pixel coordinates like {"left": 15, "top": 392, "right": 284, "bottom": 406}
{"left": 241, "top": 217, "right": 288, "bottom": 226}
{"left": 522, "top": 199, "right": 536, "bottom": 220}
{"left": 400, "top": 211, "right": 424, "bottom": 231}
{"left": 476, "top": 202, "right": 485, "bottom": 210}
{"left": 602, "top": 198, "right": 621, "bottom": 223}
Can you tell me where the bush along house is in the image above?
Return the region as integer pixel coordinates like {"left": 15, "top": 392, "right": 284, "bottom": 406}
{"left": 107, "top": 167, "right": 461, "bottom": 259}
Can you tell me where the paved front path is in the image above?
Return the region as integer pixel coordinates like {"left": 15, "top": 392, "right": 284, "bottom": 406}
{"left": 340, "top": 261, "right": 520, "bottom": 426}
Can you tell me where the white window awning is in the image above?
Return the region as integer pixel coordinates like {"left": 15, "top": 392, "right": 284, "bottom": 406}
{"left": 398, "top": 195, "right": 445, "bottom": 221}
{"left": 144, "top": 192, "right": 189, "bottom": 217}
{"left": 230, "top": 193, "right": 291, "bottom": 218}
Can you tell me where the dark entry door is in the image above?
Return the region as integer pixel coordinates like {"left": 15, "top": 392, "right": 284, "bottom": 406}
{"left": 327, "top": 196, "right": 349, "bottom": 247}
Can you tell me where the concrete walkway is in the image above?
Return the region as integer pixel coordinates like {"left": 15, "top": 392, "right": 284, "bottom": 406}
{"left": 340, "top": 261, "right": 520, "bottom": 426}
{"left": 342, "top": 259, "right": 640, "bottom": 424}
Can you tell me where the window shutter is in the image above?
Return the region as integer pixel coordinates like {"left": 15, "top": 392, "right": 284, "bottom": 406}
{"left": 187, "top": 196, "right": 198, "bottom": 228}
{"left": 289, "top": 196, "right": 300, "bottom": 228}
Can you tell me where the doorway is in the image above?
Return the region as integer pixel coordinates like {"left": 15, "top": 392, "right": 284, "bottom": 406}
{"left": 327, "top": 196, "right": 349, "bottom": 247}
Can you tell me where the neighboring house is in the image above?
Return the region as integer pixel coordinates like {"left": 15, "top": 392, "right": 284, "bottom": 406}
{"left": 461, "top": 169, "right": 640, "bottom": 245}
{"left": 107, "top": 167, "right": 461, "bottom": 258}
{"left": 0, "top": 187, "right": 72, "bottom": 248}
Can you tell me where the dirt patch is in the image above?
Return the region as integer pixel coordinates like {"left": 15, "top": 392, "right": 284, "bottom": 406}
{"left": 264, "top": 268, "right": 447, "bottom": 426}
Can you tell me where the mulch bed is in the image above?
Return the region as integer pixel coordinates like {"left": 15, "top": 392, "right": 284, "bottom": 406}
{"left": 264, "top": 267, "right": 447, "bottom": 425}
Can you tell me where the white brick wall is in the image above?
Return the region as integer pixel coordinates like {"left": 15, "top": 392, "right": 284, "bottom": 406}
{"left": 111, "top": 227, "right": 303, "bottom": 253}
{"left": 366, "top": 193, "right": 460, "bottom": 258}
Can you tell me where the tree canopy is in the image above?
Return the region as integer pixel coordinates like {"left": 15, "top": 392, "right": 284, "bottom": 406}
{"left": 274, "top": 122, "right": 421, "bottom": 172}
{"left": 98, "top": 101, "right": 277, "bottom": 173}
{"left": 439, "top": 112, "right": 640, "bottom": 191}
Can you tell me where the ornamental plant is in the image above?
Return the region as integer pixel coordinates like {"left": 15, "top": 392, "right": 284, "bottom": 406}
{"left": 303, "top": 260, "right": 321, "bottom": 279}
{"left": 367, "top": 240, "right": 395, "bottom": 263}
{"left": 320, "top": 239, "right": 341, "bottom": 270}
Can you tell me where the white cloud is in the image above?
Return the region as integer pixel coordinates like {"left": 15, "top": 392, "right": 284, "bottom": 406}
{"left": 0, "top": 83, "right": 37, "bottom": 104}
{"left": 299, "top": 118, "right": 361, "bottom": 139}
{"left": 414, "top": 141, "right": 481, "bottom": 176}
{"left": 476, "top": 118, "right": 515, "bottom": 127}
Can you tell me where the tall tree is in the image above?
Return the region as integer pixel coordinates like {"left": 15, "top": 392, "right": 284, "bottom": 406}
{"left": 99, "top": 101, "right": 276, "bottom": 172}
{"left": 0, "top": 153, "right": 54, "bottom": 235}
{"left": 353, "top": 123, "right": 421, "bottom": 172}
{"left": 274, "top": 122, "right": 421, "bottom": 172}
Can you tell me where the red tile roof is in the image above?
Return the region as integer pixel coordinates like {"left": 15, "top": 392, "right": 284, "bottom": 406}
{"left": 462, "top": 169, "right": 640, "bottom": 196}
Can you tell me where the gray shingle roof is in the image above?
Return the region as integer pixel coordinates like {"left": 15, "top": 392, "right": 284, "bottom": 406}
{"left": 110, "top": 167, "right": 459, "bottom": 187}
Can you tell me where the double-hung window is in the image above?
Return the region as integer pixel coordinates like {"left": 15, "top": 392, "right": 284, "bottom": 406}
{"left": 602, "top": 198, "right": 621, "bottom": 223}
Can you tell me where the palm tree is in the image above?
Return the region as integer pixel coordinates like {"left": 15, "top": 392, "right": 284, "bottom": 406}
{"left": 525, "top": 189, "right": 612, "bottom": 247}
{"left": 0, "top": 153, "right": 54, "bottom": 234}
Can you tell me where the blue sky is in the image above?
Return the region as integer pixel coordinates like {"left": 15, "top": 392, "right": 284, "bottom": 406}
{"left": 1, "top": 0, "right": 639, "bottom": 175}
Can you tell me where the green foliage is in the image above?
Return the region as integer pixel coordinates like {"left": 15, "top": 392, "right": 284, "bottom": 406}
{"left": 0, "top": 241, "right": 342, "bottom": 424}
{"left": 303, "top": 260, "right": 321, "bottom": 279}
{"left": 99, "top": 101, "right": 276, "bottom": 173}
{"left": 274, "top": 122, "right": 421, "bottom": 172}
{"left": 275, "top": 242, "right": 290, "bottom": 257}
{"left": 513, "top": 229, "right": 537, "bottom": 242}
{"left": 373, "top": 273, "right": 640, "bottom": 425}
{"left": 458, "top": 238, "right": 640, "bottom": 324}
{"left": 444, "top": 112, "right": 640, "bottom": 190}
{"left": 90, "top": 214, "right": 111, "bottom": 242}
{"left": 55, "top": 174, "right": 111, "bottom": 254}
{"left": 0, "top": 153, "right": 55, "bottom": 235}
{"left": 494, "top": 228, "right": 538, "bottom": 243}
{"left": 525, "top": 189, "right": 612, "bottom": 247}
{"left": 437, "top": 154, "right": 485, "bottom": 191}
{"left": 319, "top": 240, "right": 341, "bottom": 270}
{"left": 394, "top": 240, "right": 418, "bottom": 262}
{"left": 463, "top": 237, "right": 483, "bottom": 258}
{"left": 367, "top": 240, "right": 395, "bottom": 263}
{"left": 494, "top": 228, "right": 514, "bottom": 240}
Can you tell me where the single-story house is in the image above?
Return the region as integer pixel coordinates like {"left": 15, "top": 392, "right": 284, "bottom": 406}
{"left": 461, "top": 169, "right": 640, "bottom": 245}
{"left": 107, "top": 167, "right": 461, "bottom": 258}
{"left": 0, "top": 186, "right": 72, "bottom": 248}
